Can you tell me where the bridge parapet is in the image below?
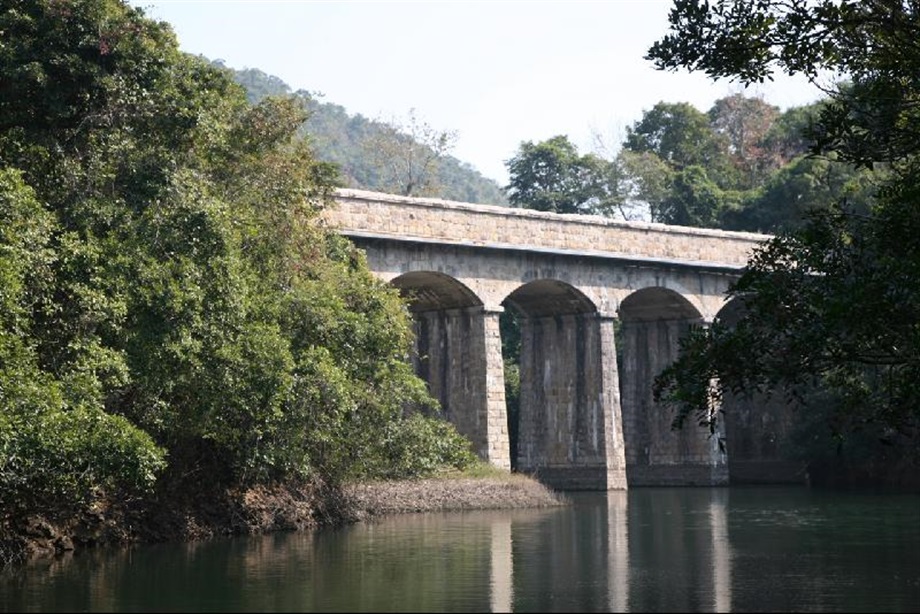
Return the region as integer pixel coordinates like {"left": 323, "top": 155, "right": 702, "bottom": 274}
{"left": 324, "top": 189, "right": 770, "bottom": 270}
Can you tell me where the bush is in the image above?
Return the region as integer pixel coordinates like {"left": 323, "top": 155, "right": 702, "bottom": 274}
{"left": 372, "top": 414, "right": 479, "bottom": 480}
{"left": 0, "top": 404, "right": 166, "bottom": 512}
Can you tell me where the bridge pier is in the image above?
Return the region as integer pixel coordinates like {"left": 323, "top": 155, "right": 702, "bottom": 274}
{"left": 413, "top": 305, "right": 511, "bottom": 470}
{"left": 517, "top": 312, "right": 627, "bottom": 490}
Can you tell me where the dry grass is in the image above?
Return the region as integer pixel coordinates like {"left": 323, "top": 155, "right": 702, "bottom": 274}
{"left": 344, "top": 466, "right": 569, "bottom": 517}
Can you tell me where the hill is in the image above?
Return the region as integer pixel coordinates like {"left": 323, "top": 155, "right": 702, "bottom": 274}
{"left": 227, "top": 64, "right": 509, "bottom": 205}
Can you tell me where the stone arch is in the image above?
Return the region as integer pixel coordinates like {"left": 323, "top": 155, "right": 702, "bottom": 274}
{"left": 618, "top": 286, "right": 703, "bottom": 322}
{"left": 391, "top": 271, "right": 483, "bottom": 312}
{"left": 390, "top": 271, "right": 509, "bottom": 469}
{"left": 504, "top": 279, "right": 626, "bottom": 490}
{"left": 622, "top": 276, "right": 711, "bottom": 319}
{"left": 503, "top": 279, "right": 597, "bottom": 317}
{"left": 617, "top": 286, "right": 727, "bottom": 485}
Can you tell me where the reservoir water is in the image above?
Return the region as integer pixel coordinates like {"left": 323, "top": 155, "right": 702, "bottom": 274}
{"left": 3, "top": 486, "right": 918, "bottom": 612}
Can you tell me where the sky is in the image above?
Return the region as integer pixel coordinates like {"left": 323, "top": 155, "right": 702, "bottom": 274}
{"left": 128, "top": 0, "right": 827, "bottom": 186}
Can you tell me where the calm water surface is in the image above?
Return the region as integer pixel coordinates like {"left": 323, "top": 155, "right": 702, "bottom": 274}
{"left": 3, "top": 486, "right": 918, "bottom": 612}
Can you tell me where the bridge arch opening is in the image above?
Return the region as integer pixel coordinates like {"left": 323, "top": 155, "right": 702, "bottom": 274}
{"left": 503, "top": 279, "right": 597, "bottom": 318}
{"left": 391, "top": 271, "right": 482, "bottom": 312}
{"left": 389, "top": 271, "right": 510, "bottom": 468}
{"left": 714, "top": 298, "right": 804, "bottom": 484}
{"left": 616, "top": 286, "right": 726, "bottom": 485}
{"left": 500, "top": 280, "right": 599, "bottom": 473}
{"left": 501, "top": 280, "right": 623, "bottom": 488}
{"left": 618, "top": 286, "right": 702, "bottom": 322}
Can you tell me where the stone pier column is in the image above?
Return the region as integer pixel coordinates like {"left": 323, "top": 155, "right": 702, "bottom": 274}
{"left": 479, "top": 306, "right": 511, "bottom": 470}
{"left": 412, "top": 305, "right": 510, "bottom": 470}
{"left": 598, "top": 314, "right": 628, "bottom": 490}
{"left": 518, "top": 312, "right": 626, "bottom": 490}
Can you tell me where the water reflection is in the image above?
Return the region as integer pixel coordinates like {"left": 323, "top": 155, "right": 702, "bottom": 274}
{"left": 709, "top": 489, "right": 731, "bottom": 613}
{"left": 606, "top": 491, "right": 629, "bottom": 613}
{"left": 490, "top": 519, "right": 513, "bottom": 613}
{"left": 2, "top": 487, "right": 918, "bottom": 613}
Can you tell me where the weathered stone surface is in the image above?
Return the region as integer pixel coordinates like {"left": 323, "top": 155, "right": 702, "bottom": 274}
{"left": 325, "top": 189, "right": 765, "bottom": 269}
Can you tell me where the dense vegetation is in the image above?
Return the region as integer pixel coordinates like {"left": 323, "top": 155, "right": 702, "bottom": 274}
{"left": 228, "top": 65, "right": 509, "bottom": 205}
{"left": 504, "top": 97, "right": 879, "bottom": 232}
{"left": 0, "top": 0, "right": 477, "bottom": 545}
{"left": 646, "top": 0, "right": 920, "bottom": 481}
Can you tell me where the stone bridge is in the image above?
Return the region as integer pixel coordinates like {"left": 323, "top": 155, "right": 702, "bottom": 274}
{"left": 321, "top": 188, "right": 799, "bottom": 490}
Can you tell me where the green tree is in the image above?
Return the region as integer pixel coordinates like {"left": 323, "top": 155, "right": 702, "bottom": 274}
{"left": 658, "top": 164, "right": 743, "bottom": 227}
{"left": 649, "top": 0, "right": 920, "bottom": 466}
{"left": 505, "top": 135, "right": 620, "bottom": 215}
{"left": 624, "top": 101, "right": 735, "bottom": 182}
{"left": 615, "top": 149, "right": 674, "bottom": 222}
{"left": 0, "top": 164, "right": 165, "bottom": 513}
{"left": 621, "top": 101, "right": 740, "bottom": 224}
{"left": 722, "top": 153, "right": 880, "bottom": 233}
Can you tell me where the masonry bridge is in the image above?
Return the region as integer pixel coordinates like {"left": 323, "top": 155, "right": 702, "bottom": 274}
{"left": 322, "top": 188, "right": 798, "bottom": 490}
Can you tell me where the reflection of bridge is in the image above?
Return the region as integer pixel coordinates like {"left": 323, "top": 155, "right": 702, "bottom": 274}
{"left": 322, "top": 189, "right": 790, "bottom": 490}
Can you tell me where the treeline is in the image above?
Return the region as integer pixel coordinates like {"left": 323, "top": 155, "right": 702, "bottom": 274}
{"left": 0, "top": 0, "right": 477, "bottom": 542}
{"left": 504, "top": 96, "right": 881, "bottom": 234}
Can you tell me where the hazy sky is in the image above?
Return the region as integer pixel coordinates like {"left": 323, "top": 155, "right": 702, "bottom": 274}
{"left": 129, "top": 0, "right": 826, "bottom": 185}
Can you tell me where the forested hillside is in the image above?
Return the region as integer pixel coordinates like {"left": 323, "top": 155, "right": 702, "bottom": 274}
{"left": 227, "top": 65, "right": 509, "bottom": 205}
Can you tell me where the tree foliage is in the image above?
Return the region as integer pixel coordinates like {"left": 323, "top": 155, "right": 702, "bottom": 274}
{"left": 502, "top": 95, "right": 868, "bottom": 230}
{"left": 721, "top": 152, "right": 879, "bottom": 232}
{"left": 648, "top": 0, "right": 920, "bottom": 169}
{"left": 504, "top": 135, "right": 628, "bottom": 216}
{"left": 625, "top": 101, "right": 734, "bottom": 179}
{"left": 650, "top": 0, "right": 920, "bottom": 455}
{"left": 657, "top": 164, "right": 743, "bottom": 227}
{"left": 0, "top": 0, "right": 475, "bottom": 515}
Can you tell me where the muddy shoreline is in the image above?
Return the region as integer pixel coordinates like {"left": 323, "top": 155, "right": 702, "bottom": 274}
{"left": 1, "top": 474, "right": 568, "bottom": 567}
